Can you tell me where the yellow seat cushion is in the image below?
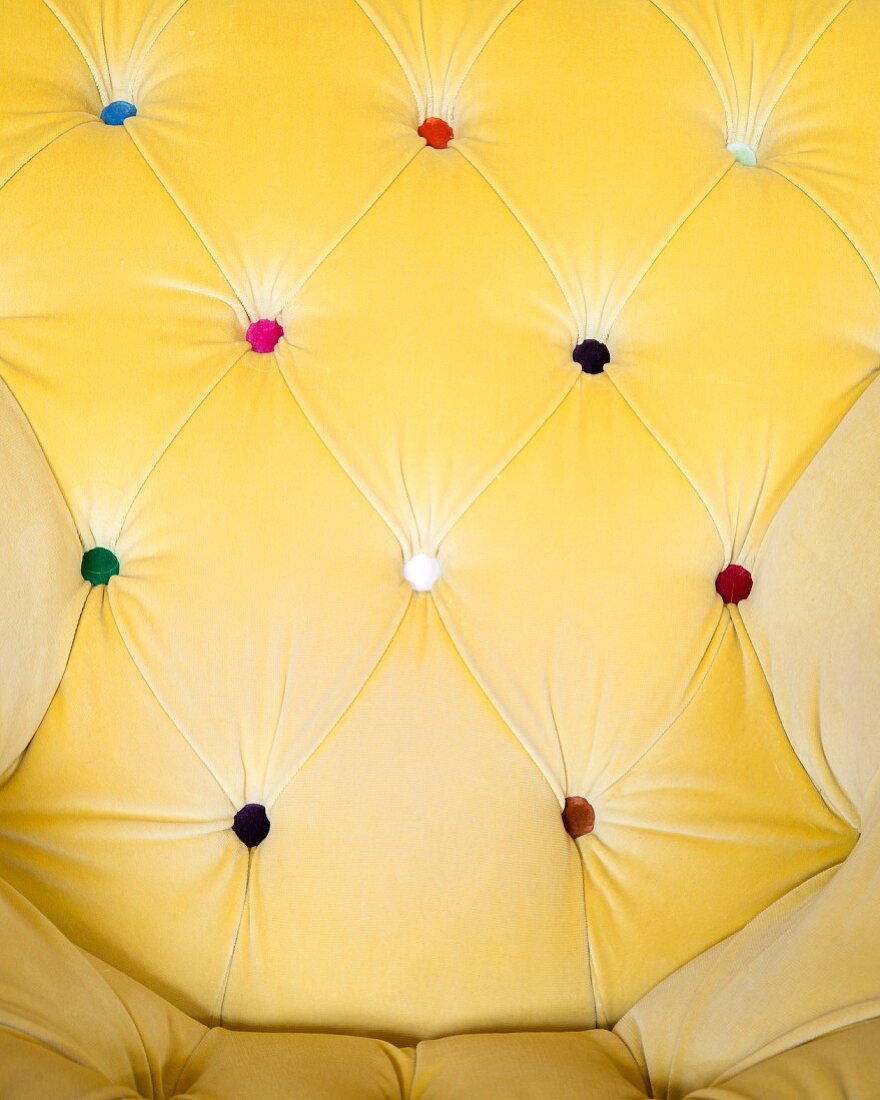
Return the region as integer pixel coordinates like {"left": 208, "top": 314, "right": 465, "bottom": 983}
{"left": 1, "top": 0, "right": 878, "bottom": 1095}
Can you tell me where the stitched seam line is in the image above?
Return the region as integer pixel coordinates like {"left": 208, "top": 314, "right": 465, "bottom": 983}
{"left": 129, "top": 0, "right": 194, "bottom": 91}
{"left": 123, "top": 127, "right": 248, "bottom": 316}
{"left": 752, "top": 0, "right": 854, "bottom": 148}
{"left": 432, "top": 591, "right": 565, "bottom": 804}
{"left": 575, "top": 844, "right": 600, "bottom": 1028}
{"left": 597, "top": 614, "right": 730, "bottom": 800}
{"left": 643, "top": 0, "right": 731, "bottom": 133}
{"left": 765, "top": 165, "right": 880, "bottom": 293}
{"left": 214, "top": 849, "right": 251, "bottom": 1024}
{"left": 734, "top": 607, "right": 859, "bottom": 830}
{"left": 107, "top": 597, "right": 237, "bottom": 807}
{"left": 112, "top": 346, "right": 250, "bottom": 544}
{"left": 0, "top": 118, "right": 95, "bottom": 200}
{"left": 350, "top": 0, "right": 423, "bottom": 117}
{"left": 41, "top": 0, "right": 108, "bottom": 100}
{"left": 434, "top": 373, "right": 581, "bottom": 547}
{"left": 169, "top": 1029, "right": 210, "bottom": 1098}
{"left": 275, "top": 362, "right": 406, "bottom": 545}
{"left": 605, "top": 159, "right": 734, "bottom": 334}
{"left": 284, "top": 143, "right": 423, "bottom": 306}
{"left": 604, "top": 372, "right": 726, "bottom": 553}
{"left": 267, "top": 593, "right": 412, "bottom": 810}
{"left": 452, "top": 142, "right": 580, "bottom": 327}
{"left": 448, "top": 0, "right": 527, "bottom": 117}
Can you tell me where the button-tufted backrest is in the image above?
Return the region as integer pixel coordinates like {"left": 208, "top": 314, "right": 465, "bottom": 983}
{"left": 0, "top": 0, "right": 875, "bottom": 1057}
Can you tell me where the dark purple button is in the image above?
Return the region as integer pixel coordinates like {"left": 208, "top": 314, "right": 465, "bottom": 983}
{"left": 573, "top": 339, "right": 611, "bottom": 374}
{"left": 232, "top": 803, "right": 271, "bottom": 848}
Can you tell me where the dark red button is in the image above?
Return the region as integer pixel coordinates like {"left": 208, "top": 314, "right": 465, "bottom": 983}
{"left": 562, "top": 796, "right": 595, "bottom": 838}
{"left": 418, "top": 117, "right": 454, "bottom": 149}
{"left": 715, "top": 564, "right": 753, "bottom": 605}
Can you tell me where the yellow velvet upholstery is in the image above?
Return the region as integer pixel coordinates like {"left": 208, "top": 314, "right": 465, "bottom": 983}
{"left": 1, "top": 0, "right": 878, "bottom": 1095}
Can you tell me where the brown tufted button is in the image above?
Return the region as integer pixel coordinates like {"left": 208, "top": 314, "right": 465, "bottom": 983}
{"left": 562, "top": 796, "right": 595, "bottom": 838}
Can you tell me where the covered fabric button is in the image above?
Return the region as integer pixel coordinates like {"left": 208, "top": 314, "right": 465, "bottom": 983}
{"left": 715, "top": 564, "right": 753, "bottom": 604}
{"left": 573, "top": 339, "right": 610, "bottom": 374}
{"left": 404, "top": 553, "right": 441, "bottom": 591}
{"left": 418, "top": 117, "right": 454, "bottom": 149}
{"left": 727, "top": 141, "right": 757, "bottom": 167}
{"left": 81, "top": 547, "right": 120, "bottom": 585}
{"left": 562, "top": 796, "right": 595, "bottom": 838}
{"left": 246, "top": 319, "right": 284, "bottom": 353}
{"left": 233, "top": 803, "right": 271, "bottom": 848}
{"left": 100, "top": 100, "right": 137, "bottom": 126}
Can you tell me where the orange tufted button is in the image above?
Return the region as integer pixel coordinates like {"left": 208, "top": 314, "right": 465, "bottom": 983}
{"left": 232, "top": 803, "right": 271, "bottom": 848}
{"left": 246, "top": 319, "right": 283, "bottom": 353}
{"left": 562, "top": 796, "right": 595, "bottom": 838}
{"left": 715, "top": 564, "right": 753, "bottom": 605}
{"left": 418, "top": 117, "right": 454, "bottom": 149}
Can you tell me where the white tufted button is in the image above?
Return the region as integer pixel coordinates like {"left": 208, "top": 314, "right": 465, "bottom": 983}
{"left": 404, "top": 553, "right": 441, "bottom": 591}
{"left": 727, "top": 140, "right": 757, "bottom": 167}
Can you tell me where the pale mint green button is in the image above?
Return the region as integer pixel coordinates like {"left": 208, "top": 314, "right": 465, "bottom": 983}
{"left": 727, "top": 141, "right": 757, "bottom": 167}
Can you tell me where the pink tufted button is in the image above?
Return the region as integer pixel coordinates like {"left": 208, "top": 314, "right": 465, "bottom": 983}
{"left": 562, "top": 796, "right": 595, "bottom": 838}
{"left": 418, "top": 117, "right": 454, "bottom": 149}
{"left": 246, "top": 319, "right": 284, "bottom": 353}
{"left": 715, "top": 564, "right": 753, "bottom": 605}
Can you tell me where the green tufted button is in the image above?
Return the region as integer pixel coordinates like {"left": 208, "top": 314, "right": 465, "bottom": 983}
{"left": 727, "top": 140, "right": 757, "bottom": 167}
{"left": 81, "top": 547, "right": 120, "bottom": 586}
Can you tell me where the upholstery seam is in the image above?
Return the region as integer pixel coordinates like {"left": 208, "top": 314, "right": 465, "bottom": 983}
{"left": 432, "top": 369, "right": 581, "bottom": 548}
{"left": 2, "top": 587, "right": 90, "bottom": 791}
{"left": 0, "top": 118, "right": 96, "bottom": 201}
{"left": 407, "top": 1040, "right": 421, "bottom": 1100}
{"left": 275, "top": 360, "right": 407, "bottom": 546}
{"left": 451, "top": 142, "right": 580, "bottom": 328}
{"left": 214, "top": 849, "right": 251, "bottom": 1025}
{"left": 732, "top": 608, "right": 860, "bottom": 831}
{"left": 765, "top": 164, "right": 880, "bottom": 293}
{"left": 575, "top": 843, "right": 600, "bottom": 1028}
{"left": 596, "top": 614, "right": 730, "bottom": 800}
{"left": 106, "top": 597, "right": 238, "bottom": 807}
{"left": 129, "top": 0, "right": 195, "bottom": 92}
{"left": 41, "top": 0, "right": 108, "bottom": 100}
{"left": 712, "top": 1011, "right": 880, "bottom": 1091}
{"left": 112, "top": 346, "right": 250, "bottom": 545}
{"left": 168, "top": 1029, "right": 210, "bottom": 1098}
{"left": 448, "top": 0, "right": 527, "bottom": 119}
{"left": 267, "top": 593, "right": 412, "bottom": 810}
{"left": 604, "top": 160, "right": 734, "bottom": 335}
{"left": 752, "top": 0, "right": 853, "bottom": 150}
{"left": 284, "top": 143, "right": 423, "bottom": 306}
{"left": 642, "top": 0, "right": 730, "bottom": 132}
{"left": 0, "top": 368, "right": 84, "bottom": 547}
{"left": 431, "top": 591, "right": 566, "bottom": 804}
{"left": 604, "top": 372, "right": 727, "bottom": 555}
{"left": 350, "top": 0, "right": 423, "bottom": 117}
{"left": 417, "top": 0, "right": 433, "bottom": 116}
{"left": 123, "top": 127, "right": 249, "bottom": 317}
{"left": 0, "top": 1024, "right": 123, "bottom": 1090}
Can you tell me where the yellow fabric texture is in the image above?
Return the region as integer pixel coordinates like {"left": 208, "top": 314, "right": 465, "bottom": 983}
{"left": 0, "top": 0, "right": 877, "bottom": 1096}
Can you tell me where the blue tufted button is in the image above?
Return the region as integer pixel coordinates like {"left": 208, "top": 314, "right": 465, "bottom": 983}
{"left": 573, "top": 339, "right": 610, "bottom": 375}
{"left": 101, "top": 100, "right": 137, "bottom": 126}
{"left": 233, "top": 803, "right": 271, "bottom": 848}
{"left": 727, "top": 141, "right": 757, "bottom": 167}
{"left": 81, "top": 547, "right": 119, "bottom": 585}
